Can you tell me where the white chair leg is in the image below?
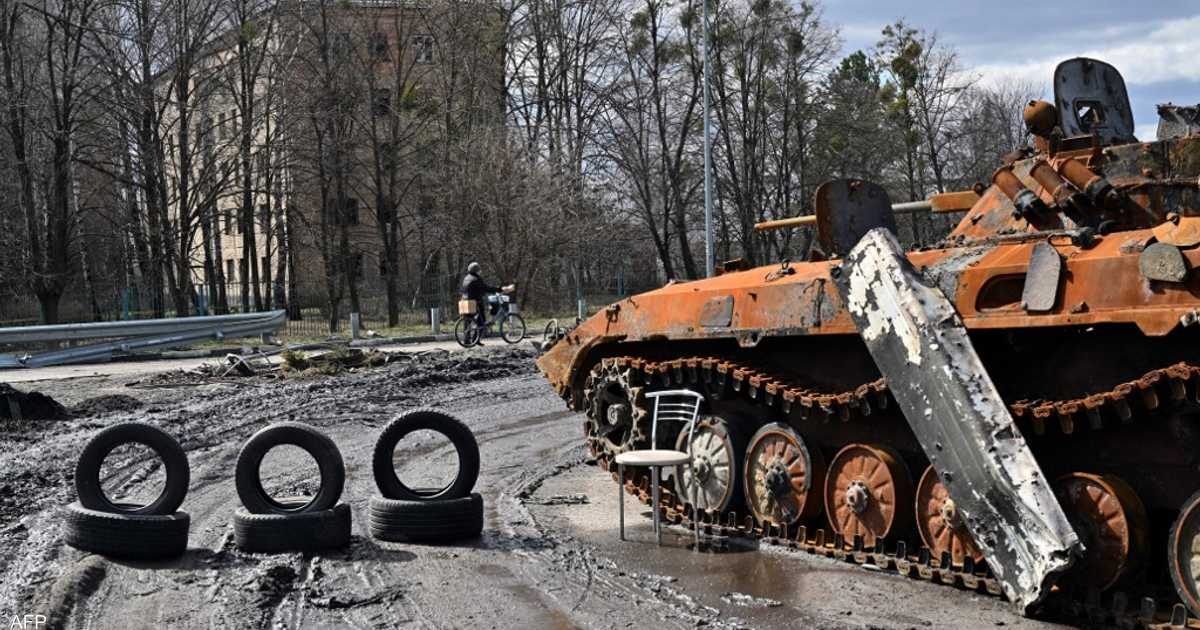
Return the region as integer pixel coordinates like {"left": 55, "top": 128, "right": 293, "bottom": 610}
{"left": 652, "top": 466, "right": 661, "bottom": 546}
{"left": 618, "top": 463, "right": 625, "bottom": 541}
{"left": 693, "top": 467, "right": 700, "bottom": 551}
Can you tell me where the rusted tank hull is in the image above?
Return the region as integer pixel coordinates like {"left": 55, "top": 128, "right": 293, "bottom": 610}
{"left": 537, "top": 227, "right": 1200, "bottom": 409}
{"left": 536, "top": 69, "right": 1200, "bottom": 621}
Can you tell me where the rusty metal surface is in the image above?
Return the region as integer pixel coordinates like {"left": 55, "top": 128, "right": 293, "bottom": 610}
{"left": 1053, "top": 472, "right": 1148, "bottom": 591}
{"left": 532, "top": 57, "right": 1200, "bottom": 623}
{"left": 1153, "top": 214, "right": 1200, "bottom": 247}
{"left": 834, "top": 228, "right": 1080, "bottom": 613}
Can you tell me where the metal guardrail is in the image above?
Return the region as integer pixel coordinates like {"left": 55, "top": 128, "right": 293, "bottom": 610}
{"left": 0, "top": 310, "right": 287, "bottom": 369}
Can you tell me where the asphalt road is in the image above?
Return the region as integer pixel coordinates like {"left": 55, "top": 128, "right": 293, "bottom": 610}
{"left": 0, "top": 346, "right": 1074, "bottom": 629}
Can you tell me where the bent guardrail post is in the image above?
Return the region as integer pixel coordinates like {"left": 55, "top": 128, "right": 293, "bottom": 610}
{"left": 0, "top": 311, "right": 287, "bottom": 369}
{"left": 832, "top": 228, "right": 1081, "bottom": 614}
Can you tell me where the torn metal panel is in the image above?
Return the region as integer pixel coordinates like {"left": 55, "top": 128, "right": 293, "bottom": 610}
{"left": 814, "top": 179, "right": 897, "bottom": 257}
{"left": 1140, "top": 242, "right": 1189, "bottom": 283}
{"left": 1021, "top": 242, "right": 1062, "bottom": 312}
{"left": 834, "top": 228, "right": 1081, "bottom": 614}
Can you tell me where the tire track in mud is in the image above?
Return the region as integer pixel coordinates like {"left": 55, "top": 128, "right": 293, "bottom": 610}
{"left": 5, "top": 348, "right": 779, "bottom": 629}
{"left": 0, "top": 348, "right": 538, "bottom": 625}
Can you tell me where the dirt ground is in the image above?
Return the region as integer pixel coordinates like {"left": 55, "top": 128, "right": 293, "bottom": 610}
{"left": 0, "top": 346, "right": 1077, "bottom": 629}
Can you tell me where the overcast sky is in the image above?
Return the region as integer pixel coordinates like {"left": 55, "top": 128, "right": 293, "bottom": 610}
{"left": 818, "top": 0, "right": 1200, "bottom": 141}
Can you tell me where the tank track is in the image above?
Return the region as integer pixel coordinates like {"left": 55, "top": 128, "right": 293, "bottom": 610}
{"left": 587, "top": 354, "right": 1200, "bottom": 629}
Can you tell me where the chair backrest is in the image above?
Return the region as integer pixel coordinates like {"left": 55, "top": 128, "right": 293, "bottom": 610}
{"left": 645, "top": 389, "right": 705, "bottom": 452}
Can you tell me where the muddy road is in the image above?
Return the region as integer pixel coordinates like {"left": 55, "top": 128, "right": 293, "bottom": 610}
{"left": 0, "top": 347, "right": 1072, "bottom": 629}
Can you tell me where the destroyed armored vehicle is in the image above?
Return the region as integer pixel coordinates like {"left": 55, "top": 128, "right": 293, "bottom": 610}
{"left": 537, "top": 58, "right": 1200, "bottom": 623}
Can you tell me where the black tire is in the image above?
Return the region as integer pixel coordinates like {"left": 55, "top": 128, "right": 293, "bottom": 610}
{"left": 454, "top": 317, "right": 480, "bottom": 348}
{"left": 233, "top": 501, "right": 351, "bottom": 553}
{"left": 500, "top": 313, "right": 527, "bottom": 344}
{"left": 236, "top": 422, "right": 345, "bottom": 515}
{"left": 75, "top": 422, "right": 190, "bottom": 515}
{"left": 64, "top": 502, "right": 189, "bottom": 560}
{"left": 372, "top": 409, "right": 480, "bottom": 501}
{"left": 368, "top": 494, "right": 483, "bottom": 543}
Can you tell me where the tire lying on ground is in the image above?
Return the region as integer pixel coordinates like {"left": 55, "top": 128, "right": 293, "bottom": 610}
{"left": 233, "top": 500, "right": 351, "bottom": 553}
{"left": 236, "top": 422, "right": 345, "bottom": 514}
{"left": 64, "top": 502, "right": 189, "bottom": 560}
{"left": 372, "top": 409, "right": 480, "bottom": 501}
{"left": 75, "top": 422, "right": 190, "bottom": 515}
{"left": 368, "top": 494, "right": 484, "bottom": 543}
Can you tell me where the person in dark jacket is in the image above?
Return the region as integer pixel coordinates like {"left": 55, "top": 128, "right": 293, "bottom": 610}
{"left": 461, "top": 261, "right": 500, "bottom": 327}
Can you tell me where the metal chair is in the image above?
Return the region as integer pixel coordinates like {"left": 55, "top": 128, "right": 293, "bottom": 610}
{"left": 614, "top": 389, "right": 704, "bottom": 547}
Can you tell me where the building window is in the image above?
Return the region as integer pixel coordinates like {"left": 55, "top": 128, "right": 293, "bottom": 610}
{"left": 414, "top": 35, "right": 434, "bottom": 63}
{"left": 258, "top": 204, "right": 270, "bottom": 233}
{"left": 379, "top": 254, "right": 389, "bottom": 277}
{"left": 223, "top": 207, "right": 233, "bottom": 235}
{"left": 369, "top": 32, "right": 389, "bottom": 60}
{"left": 226, "top": 259, "right": 235, "bottom": 282}
{"left": 261, "top": 256, "right": 270, "bottom": 278}
{"left": 228, "top": 110, "right": 238, "bottom": 138}
{"left": 218, "top": 112, "right": 227, "bottom": 140}
{"left": 372, "top": 89, "right": 391, "bottom": 117}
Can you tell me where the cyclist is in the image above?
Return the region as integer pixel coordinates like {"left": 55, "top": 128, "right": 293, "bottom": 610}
{"left": 460, "top": 261, "right": 504, "bottom": 331}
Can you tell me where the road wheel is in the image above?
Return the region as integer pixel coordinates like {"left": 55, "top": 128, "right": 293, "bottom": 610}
{"left": 235, "top": 422, "right": 345, "bottom": 515}
{"left": 743, "top": 423, "right": 825, "bottom": 528}
{"left": 75, "top": 422, "right": 190, "bottom": 515}
{"left": 368, "top": 493, "right": 484, "bottom": 543}
{"left": 233, "top": 501, "right": 351, "bottom": 553}
{"left": 582, "top": 359, "right": 649, "bottom": 470}
{"left": 915, "top": 465, "right": 984, "bottom": 566}
{"left": 500, "top": 313, "right": 526, "bottom": 344}
{"left": 824, "top": 443, "right": 913, "bottom": 548}
{"left": 674, "top": 415, "right": 745, "bottom": 515}
{"left": 1055, "top": 472, "right": 1147, "bottom": 591}
{"left": 64, "top": 502, "right": 189, "bottom": 560}
{"left": 1171, "top": 489, "right": 1200, "bottom": 616}
{"left": 373, "top": 408, "right": 480, "bottom": 501}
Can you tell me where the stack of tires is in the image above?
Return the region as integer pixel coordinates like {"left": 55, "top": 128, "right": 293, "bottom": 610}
{"left": 65, "top": 423, "right": 191, "bottom": 560}
{"left": 369, "top": 409, "right": 483, "bottom": 543}
{"left": 232, "top": 423, "right": 351, "bottom": 553}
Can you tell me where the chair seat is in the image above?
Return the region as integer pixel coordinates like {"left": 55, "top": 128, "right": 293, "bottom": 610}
{"left": 615, "top": 449, "right": 690, "bottom": 467}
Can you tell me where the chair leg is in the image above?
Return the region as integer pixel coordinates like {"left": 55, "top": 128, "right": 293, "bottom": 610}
{"left": 618, "top": 463, "right": 625, "bottom": 541}
{"left": 693, "top": 466, "right": 700, "bottom": 552}
{"left": 652, "top": 466, "right": 661, "bottom": 546}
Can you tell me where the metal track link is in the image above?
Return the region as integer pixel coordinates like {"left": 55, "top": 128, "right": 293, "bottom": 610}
{"left": 605, "top": 355, "right": 1200, "bottom": 436}
{"left": 588, "top": 354, "right": 1200, "bottom": 628}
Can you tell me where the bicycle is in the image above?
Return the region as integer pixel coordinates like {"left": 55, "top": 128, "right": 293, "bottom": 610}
{"left": 454, "top": 285, "right": 526, "bottom": 348}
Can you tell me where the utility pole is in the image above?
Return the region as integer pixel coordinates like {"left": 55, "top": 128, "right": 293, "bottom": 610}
{"left": 702, "top": 0, "right": 715, "bottom": 277}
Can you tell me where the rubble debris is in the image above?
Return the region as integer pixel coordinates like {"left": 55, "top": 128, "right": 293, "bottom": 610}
{"left": 520, "top": 494, "right": 589, "bottom": 506}
{"left": 720, "top": 592, "right": 783, "bottom": 608}
{"left": 0, "top": 383, "right": 69, "bottom": 420}
{"left": 70, "top": 394, "right": 143, "bottom": 417}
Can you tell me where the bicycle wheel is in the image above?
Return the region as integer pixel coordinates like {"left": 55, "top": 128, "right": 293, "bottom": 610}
{"left": 454, "top": 317, "right": 480, "bottom": 348}
{"left": 542, "top": 319, "right": 558, "bottom": 343}
{"left": 500, "top": 313, "right": 527, "bottom": 344}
